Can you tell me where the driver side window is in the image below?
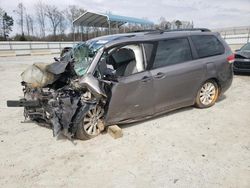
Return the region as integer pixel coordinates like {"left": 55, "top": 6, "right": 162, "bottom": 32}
{"left": 97, "top": 44, "right": 145, "bottom": 79}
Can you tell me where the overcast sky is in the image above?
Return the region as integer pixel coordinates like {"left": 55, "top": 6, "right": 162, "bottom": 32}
{"left": 1, "top": 0, "right": 250, "bottom": 34}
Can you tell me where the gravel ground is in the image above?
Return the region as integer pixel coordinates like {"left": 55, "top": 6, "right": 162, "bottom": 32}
{"left": 0, "top": 55, "right": 250, "bottom": 188}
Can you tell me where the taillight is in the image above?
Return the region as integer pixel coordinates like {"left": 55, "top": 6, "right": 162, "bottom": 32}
{"left": 227, "top": 54, "right": 235, "bottom": 63}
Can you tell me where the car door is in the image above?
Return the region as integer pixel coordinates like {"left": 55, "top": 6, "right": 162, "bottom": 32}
{"left": 149, "top": 37, "right": 206, "bottom": 113}
{"left": 105, "top": 44, "right": 155, "bottom": 124}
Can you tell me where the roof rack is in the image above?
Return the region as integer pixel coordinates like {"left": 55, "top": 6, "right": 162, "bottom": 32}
{"left": 127, "top": 29, "right": 156, "bottom": 33}
{"left": 165, "top": 28, "right": 211, "bottom": 32}
{"left": 144, "top": 29, "right": 165, "bottom": 35}
{"left": 145, "top": 28, "right": 211, "bottom": 35}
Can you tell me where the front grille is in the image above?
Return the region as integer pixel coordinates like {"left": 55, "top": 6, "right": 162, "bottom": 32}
{"left": 234, "top": 61, "right": 250, "bottom": 69}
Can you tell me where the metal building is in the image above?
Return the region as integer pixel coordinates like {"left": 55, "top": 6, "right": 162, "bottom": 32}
{"left": 73, "top": 11, "right": 154, "bottom": 40}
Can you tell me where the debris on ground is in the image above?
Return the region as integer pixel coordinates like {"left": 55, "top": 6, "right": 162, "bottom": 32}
{"left": 107, "top": 125, "right": 123, "bottom": 139}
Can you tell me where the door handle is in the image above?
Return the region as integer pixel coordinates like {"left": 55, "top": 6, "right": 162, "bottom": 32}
{"left": 154, "top": 72, "right": 165, "bottom": 79}
{"left": 141, "top": 76, "right": 152, "bottom": 82}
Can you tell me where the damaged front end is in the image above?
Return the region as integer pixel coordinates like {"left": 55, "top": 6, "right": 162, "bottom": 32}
{"left": 7, "top": 43, "right": 108, "bottom": 140}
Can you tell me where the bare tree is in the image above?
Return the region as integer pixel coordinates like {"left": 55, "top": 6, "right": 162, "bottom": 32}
{"left": 45, "top": 5, "right": 63, "bottom": 39}
{"left": 159, "top": 17, "right": 170, "bottom": 30}
{"left": 29, "top": 16, "right": 34, "bottom": 36}
{"left": 25, "top": 14, "right": 30, "bottom": 36}
{"left": 58, "top": 12, "right": 66, "bottom": 37}
{"left": 65, "top": 5, "right": 85, "bottom": 34}
{"left": 14, "top": 3, "right": 25, "bottom": 35}
{"left": 0, "top": 8, "right": 4, "bottom": 37}
{"left": 25, "top": 14, "right": 34, "bottom": 36}
{"left": 35, "top": 1, "right": 46, "bottom": 38}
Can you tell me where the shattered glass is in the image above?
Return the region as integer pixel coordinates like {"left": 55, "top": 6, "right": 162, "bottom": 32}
{"left": 72, "top": 43, "right": 95, "bottom": 76}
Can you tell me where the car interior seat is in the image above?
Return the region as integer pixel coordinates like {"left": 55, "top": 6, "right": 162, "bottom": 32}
{"left": 111, "top": 49, "right": 136, "bottom": 76}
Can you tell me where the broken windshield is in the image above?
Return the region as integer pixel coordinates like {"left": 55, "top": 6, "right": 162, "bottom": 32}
{"left": 72, "top": 42, "right": 95, "bottom": 76}
{"left": 61, "top": 42, "right": 97, "bottom": 76}
{"left": 61, "top": 39, "right": 110, "bottom": 76}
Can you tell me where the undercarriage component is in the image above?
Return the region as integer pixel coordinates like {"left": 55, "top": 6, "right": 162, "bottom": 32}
{"left": 7, "top": 83, "right": 107, "bottom": 140}
{"left": 7, "top": 99, "right": 40, "bottom": 107}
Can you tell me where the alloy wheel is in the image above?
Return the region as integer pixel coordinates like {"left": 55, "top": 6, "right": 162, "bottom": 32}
{"left": 82, "top": 106, "right": 104, "bottom": 136}
{"left": 199, "top": 82, "right": 217, "bottom": 105}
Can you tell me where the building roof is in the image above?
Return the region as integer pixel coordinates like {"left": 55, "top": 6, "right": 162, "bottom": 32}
{"left": 73, "top": 11, "right": 154, "bottom": 28}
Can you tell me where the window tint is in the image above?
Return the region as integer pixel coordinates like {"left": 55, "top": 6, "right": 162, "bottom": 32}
{"left": 153, "top": 38, "right": 192, "bottom": 68}
{"left": 191, "top": 35, "right": 225, "bottom": 58}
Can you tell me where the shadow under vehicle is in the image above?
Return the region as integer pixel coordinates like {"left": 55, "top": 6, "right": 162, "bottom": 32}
{"left": 7, "top": 29, "right": 234, "bottom": 140}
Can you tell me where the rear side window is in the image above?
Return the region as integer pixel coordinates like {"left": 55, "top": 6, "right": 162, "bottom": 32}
{"left": 153, "top": 38, "right": 192, "bottom": 69}
{"left": 191, "top": 35, "right": 225, "bottom": 58}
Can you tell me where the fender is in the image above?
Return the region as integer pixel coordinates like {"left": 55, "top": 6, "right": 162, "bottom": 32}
{"left": 79, "top": 73, "right": 107, "bottom": 99}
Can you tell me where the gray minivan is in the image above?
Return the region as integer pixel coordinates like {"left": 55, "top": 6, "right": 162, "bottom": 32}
{"left": 7, "top": 29, "right": 234, "bottom": 140}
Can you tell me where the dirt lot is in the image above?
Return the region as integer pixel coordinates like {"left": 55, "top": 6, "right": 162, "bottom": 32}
{"left": 0, "top": 55, "right": 250, "bottom": 188}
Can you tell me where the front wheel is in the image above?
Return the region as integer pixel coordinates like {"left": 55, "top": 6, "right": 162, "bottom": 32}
{"left": 75, "top": 105, "right": 105, "bottom": 140}
{"left": 195, "top": 80, "right": 219, "bottom": 108}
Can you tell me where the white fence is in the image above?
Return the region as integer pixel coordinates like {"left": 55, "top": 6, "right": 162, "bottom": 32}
{"left": 213, "top": 26, "right": 250, "bottom": 35}
{"left": 0, "top": 29, "right": 250, "bottom": 56}
{"left": 220, "top": 34, "right": 250, "bottom": 50}
{"left": 0, "top": 41, "right": 75, "bottom": 56}
{"left": 214, "top": 26, "right": 250, "bottom": 50}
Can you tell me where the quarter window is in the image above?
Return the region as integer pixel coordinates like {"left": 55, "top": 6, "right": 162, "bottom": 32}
{"left": 191, "top": 35, "right": 225, "bottom": 58}
{"left": 143, "top": 43, "right": 155, "bottom": 69}
{"left": 153, "top": 38, "right": 192, "bottom": 68}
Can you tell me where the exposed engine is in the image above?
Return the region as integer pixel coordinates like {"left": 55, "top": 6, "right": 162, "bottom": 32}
{"left": 7, "top": 57, "right": 107, "bottom": 139}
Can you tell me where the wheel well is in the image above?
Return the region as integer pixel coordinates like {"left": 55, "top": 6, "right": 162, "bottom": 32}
{"left": 193, "top": 78, "right": 221, "bottom": 105}
{"left": 208, "top": 78, "right": 221, "bottom": 94}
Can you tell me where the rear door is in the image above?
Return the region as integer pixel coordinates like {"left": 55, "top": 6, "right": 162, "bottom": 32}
{"left": 149, "top": 37, "right": 206, "bottom": 113}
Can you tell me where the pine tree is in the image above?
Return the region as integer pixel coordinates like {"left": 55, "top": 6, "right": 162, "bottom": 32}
{"left": 0, "top": 10, "right": 13, "bottom": 40}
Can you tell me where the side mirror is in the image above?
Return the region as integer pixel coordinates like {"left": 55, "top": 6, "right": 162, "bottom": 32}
{"left": 235, "top": 49, "right": 240, "bottom": 52}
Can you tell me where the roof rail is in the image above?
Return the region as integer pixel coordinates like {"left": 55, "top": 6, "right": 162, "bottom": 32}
{"left": 127, "top": 29, "right": 156, "bottom": 33}
{"left": 165, "top": 28, "right": 211, "bottom": 32}
{"left": 144, "top": 29, "right": 165, "bottom": 35}
{"left": 145, "top": 28, "right": 211, "bottom": 35}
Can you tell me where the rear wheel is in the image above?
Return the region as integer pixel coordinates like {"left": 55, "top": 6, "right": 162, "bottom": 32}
{"left": 195, "top": 80, "right": 219, "bottom": 108}
{"left": 75, "top": 105, "right": 104, "bottom": 140}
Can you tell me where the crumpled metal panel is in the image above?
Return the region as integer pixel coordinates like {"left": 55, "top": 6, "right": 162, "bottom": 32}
{"left": 47, "top": 61, "right": 70, "bottom": 75}
{"left": 50, "top": 96, "right": 80, "bottom": 138}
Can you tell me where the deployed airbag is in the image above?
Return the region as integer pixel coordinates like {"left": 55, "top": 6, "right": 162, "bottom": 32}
{"left": 21, "top": 63, "right": 56, "bottom": 88}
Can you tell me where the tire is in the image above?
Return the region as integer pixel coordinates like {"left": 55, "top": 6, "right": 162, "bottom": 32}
{"left": 195, "top": 80, "right": 219, "bottom": 108}
{"left": 75, "top": 105, "right": 104, "bottom": 140}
